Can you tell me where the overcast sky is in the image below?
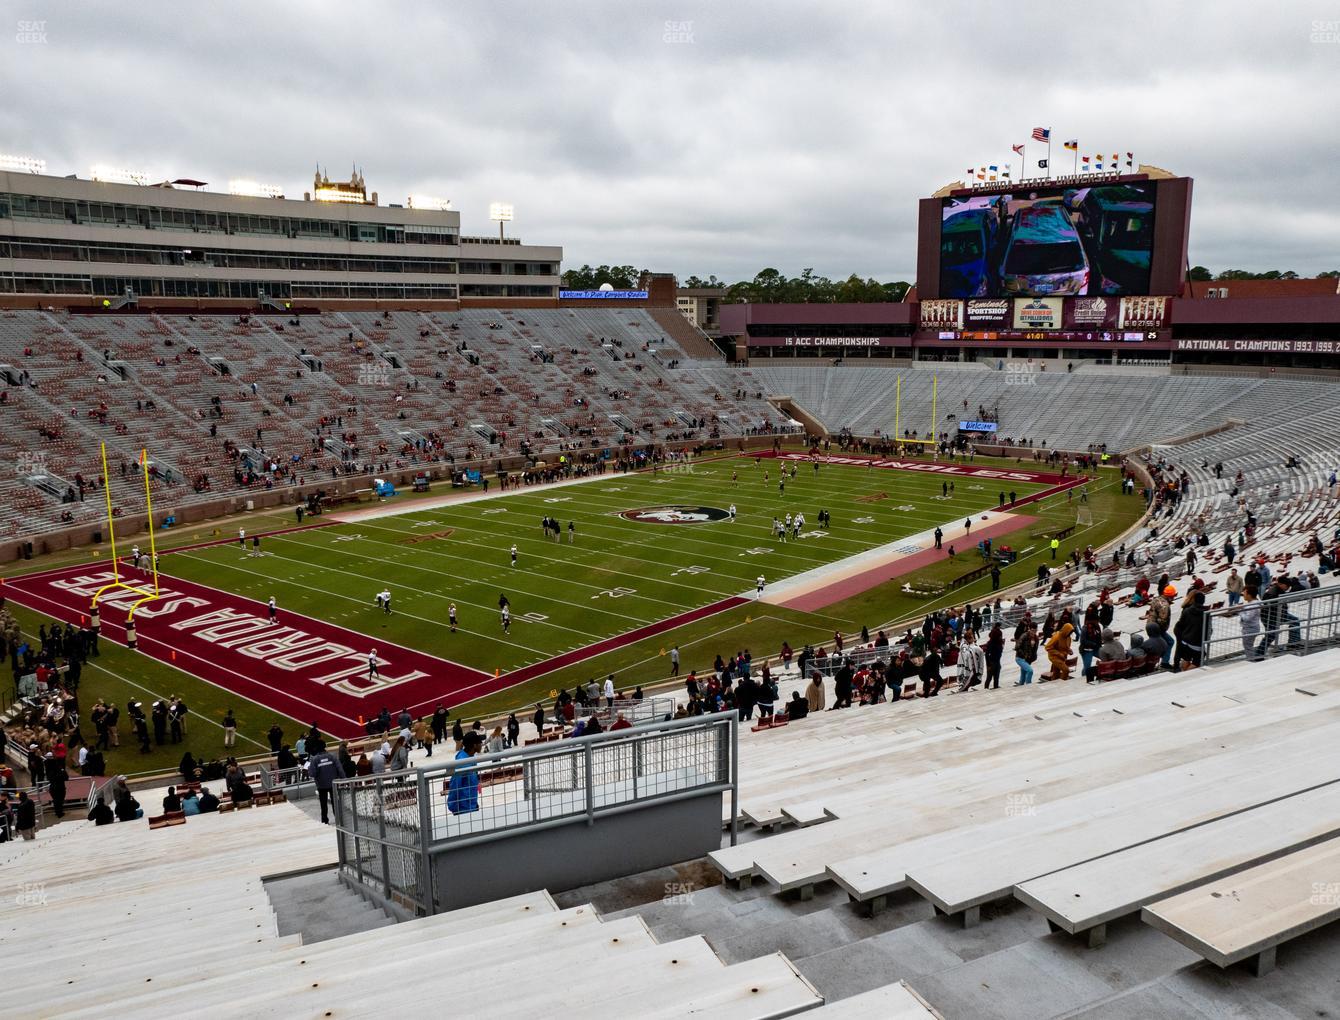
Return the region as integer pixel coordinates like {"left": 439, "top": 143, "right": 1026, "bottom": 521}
{"left": 3, "top": 0, "right": 1337, "bottom": 283}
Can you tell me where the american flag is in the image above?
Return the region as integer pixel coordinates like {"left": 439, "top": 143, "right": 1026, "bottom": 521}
{"left": 1031, "top": 126, "right": 1050, "bottom": 142}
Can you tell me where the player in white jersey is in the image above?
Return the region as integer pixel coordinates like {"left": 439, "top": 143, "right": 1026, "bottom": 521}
{"left": 756, "top": 575, "right": 766, "bottom": 598}
{"left": 368, "top": 649, "right": 380, "bottom": 679}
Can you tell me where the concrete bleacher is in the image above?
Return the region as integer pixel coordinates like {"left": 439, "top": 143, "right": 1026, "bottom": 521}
{"left": 10, "top": 650, "right": 1340, "bottom": 1016}
{"left": 6, "top": 787, "right": 823, "bottom": 1018}
{"left": 0, "top": 307, "right": 794, "bottom": 540}
{"left": 1142, "top": 834, "right": 1340, "bottom": 977}
{"left": 746, "top": 361, "right": 1340, "bottom": 453}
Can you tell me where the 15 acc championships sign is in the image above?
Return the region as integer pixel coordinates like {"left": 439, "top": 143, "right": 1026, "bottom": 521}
{"left": 744, "top": 336, "right": 900, "bottom": 348}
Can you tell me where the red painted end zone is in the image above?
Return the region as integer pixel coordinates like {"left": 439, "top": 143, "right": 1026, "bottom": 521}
{"left": 3, "top": 563, "right": 745, "bottom": 739}
{"left": 752, "top": 450, "right": 1081, "bottom": 486}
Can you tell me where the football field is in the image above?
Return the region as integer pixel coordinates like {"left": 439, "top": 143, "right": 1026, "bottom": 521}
{"left": 165, "top": 453, "right": 1054, "bottom": 668}
{"left": 7, "top": 451, "right": 1081, "bottom": 738}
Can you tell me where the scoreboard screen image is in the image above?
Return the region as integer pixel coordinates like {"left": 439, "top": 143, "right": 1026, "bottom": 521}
{"left": 938, "top": 183, "right": 1156, "bottom": 299}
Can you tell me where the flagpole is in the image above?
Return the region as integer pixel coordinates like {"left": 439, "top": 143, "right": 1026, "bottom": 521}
{"left": 1046, "top": 134, "right": 1052, "bottom": 181}
{"left": 1073, "top": 144, "right": 1078, "bottom": 176}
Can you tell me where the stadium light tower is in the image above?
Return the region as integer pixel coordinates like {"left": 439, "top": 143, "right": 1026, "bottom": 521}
{"left": 0, "top": 153, "right": 46, "bottom": 174}
{"left": 90, "top": 164, "right": 149, "bottom": 186}
{"left": 408, "top": 194, "right": 452, "bottom": 211}
{"left": 489, "top": 201, "right": 514, "bottom": 241}
{"left": 228, "top": 179, "right": 284, "bottom": 199}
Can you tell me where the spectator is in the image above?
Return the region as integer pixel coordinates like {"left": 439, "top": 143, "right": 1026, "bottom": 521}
{"left": 197, "top": 786, "right": 220, "bottom": 813}
{"left": 180, "top": 788, "right": 200, "bottom": 816}
{"left": 276, "top": 744, "right": 298, "bottom": 782}
{"left": 1097, "top": 628, "right": 1128, "bottom": 669}
{"left": 15, "top": 791, "right": 36, "bottom": 840}
{"left": 227, "top": 765, "right": 254, "bottom": 804}
{"left": 1043, "top": 620, "right": 1074, "bottom": 681}
{"left": 306, "top": 742, "right": 346, "bottom": 825}
{"left": 983, "top": 625, "right": 1004, "bottom": 690}
{"left": 1173, "top": 591, "right": 1209, "bottom": 669}
{"left": 956, "top": 632, "right": 985, "bottom": 692}
{"left": 1236, "top": 585, "right": 1263, "bottom": 661}
{"left": 919, "top": 647, "right": 944, "bottom": 697}
{"left": 786, "top": 691, "right": 809, "bottom": 721}
{"left": 1225, "top": 568, "right": 1244, "bottom": 606}
{"left": 1078, "top": 620, "right": 1103, "bottom": 681}
{"left": 87, "top": 794, "right": 114, "bottom": 826}
{"left": 447, "top": 733, "right": 482, "bottom": 815}
{"left": 804, "top": 672, "right": 825, "bottom": 713}
{"left": 486, "top": 726, "right": 506, "bottom": 753}
{"left": 162, "top": 786, "right": 182, "bottom": 813}
{"left": 112, "top": 778, "right": 141, "bottom": 821}
{"left": 1013, "top": 621, "right": 1034, "bottom": 683}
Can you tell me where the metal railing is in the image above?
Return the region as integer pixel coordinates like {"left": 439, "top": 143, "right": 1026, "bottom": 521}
{"left": 1201, "top": 585, "right": 1340, "bottom": 664}
{"left": 333, "top": 712, "right": 738, "bottom": 917}
{"left": 572, "top": 695, "right": 676, "bottom": 727}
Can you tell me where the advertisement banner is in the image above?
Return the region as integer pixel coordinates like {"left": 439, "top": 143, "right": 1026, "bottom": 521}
{"left": 1013, "top": 297, "right": 1064, "bottom": 330}
{"left": 1118, "top": 295, "right": 1168, "bottom": 328}
{"left": 920, "top": 299, "right": 963, "bottom": 328}
{"left": 965, "top": 299, "right": 1011, "bottom": 328}
{"left": 1065, "top": 295, "right": 1116, "bottom": 329}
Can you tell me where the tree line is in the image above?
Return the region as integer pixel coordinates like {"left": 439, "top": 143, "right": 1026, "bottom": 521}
{"left": 560, "top": 264, "right": 912, "bottom": 303}
{"left": 1186, "top": 267, "right": 1339, "bottom": 281}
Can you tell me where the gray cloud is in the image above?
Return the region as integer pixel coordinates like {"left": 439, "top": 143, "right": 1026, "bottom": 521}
{"left": 2, "top": 0, "right": 1337, "bottom": 282}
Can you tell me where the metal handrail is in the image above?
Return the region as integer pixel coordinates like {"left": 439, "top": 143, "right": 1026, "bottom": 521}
{"left": 1201, "top": 584, "right": 1340, "bottom": 664}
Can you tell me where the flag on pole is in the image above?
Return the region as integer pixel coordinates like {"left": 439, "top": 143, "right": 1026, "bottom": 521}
{"left": 1081, "top": 155, "right": 1090, "bottom": 163}
{"left": 1038, "top": 158, "right": 1049, "bottom": 169}
{"left": 967, "top": 169, "right": 975, "bottom": 176}
{"left": 1011, "top": 144, "right": 1024, "bottom": 156}
{"left": 1031, "top": 126, "right": 1050, "bottom": 142}
{"left": 1063, "top": 139, "right": 1078, "bottom": 151}
{"left": 988, "top": 165, "right": 998, "bottom": 172}
{"left": 1095, "top": 162, "right": 1104, "bottom": 170}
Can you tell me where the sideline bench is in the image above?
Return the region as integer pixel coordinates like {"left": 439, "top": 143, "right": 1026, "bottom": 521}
{"left": 1141, "top": 833, "right": 1340, "bottom": 975}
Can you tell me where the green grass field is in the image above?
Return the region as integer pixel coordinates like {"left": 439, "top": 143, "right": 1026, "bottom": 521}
{"left": 159, "top": 453, "right": 1051, "bottom": 674}
{"left": 7, "top": 449, "right": 1146, "bottom": 776}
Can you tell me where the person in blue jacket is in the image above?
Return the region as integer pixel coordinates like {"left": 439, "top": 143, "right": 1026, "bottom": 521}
{"left": 447, "top": 732, "right": 482, "bottom": 814}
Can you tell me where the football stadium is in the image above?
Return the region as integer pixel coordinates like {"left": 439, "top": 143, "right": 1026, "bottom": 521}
{"left": 4, "top": 6, "right": 1340, "bottom": 1018}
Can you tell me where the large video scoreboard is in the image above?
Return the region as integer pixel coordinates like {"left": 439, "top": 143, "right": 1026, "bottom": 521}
{"left": 915, "top": 173, "right": 1192, "bottom": 344}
